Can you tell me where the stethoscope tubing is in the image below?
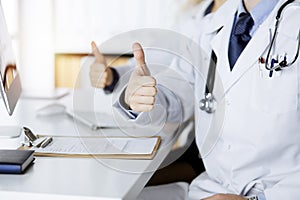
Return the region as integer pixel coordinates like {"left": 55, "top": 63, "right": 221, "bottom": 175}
{"left": 200, "top": 0, "right": 299, "bottom": 114}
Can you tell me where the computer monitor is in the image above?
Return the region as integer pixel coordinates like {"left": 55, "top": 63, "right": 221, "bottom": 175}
{"left": 0, "top": 1, "right": 22, "bottom": 138}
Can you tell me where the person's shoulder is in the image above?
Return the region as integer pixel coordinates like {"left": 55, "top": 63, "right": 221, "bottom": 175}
{"left": 187, "top": 0, "right": 213, "bottom": 19}
{"left": 172, "top": 1, "right": 212, "bottom": 38}
{"left": 279, "top": 2, "right": 300, "bottom": 39}
{"left": 176, "top": 0, "right": 211, "bottom": 24}
{"left": 278, "top": 0, "right": 300, "bottom": 17}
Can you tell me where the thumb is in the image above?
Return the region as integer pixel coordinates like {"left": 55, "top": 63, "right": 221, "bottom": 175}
{"left": 132, "top": 42, "right": 150, "bottom": 76}
{"left": 91, "top": 41, "right": 106, "bottom": 66}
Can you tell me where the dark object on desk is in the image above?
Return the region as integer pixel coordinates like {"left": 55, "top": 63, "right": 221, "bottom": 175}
{"left": 22, "top": 127, "right": 52, "bottom": 148}
{"left": 0, "top": 150, "right": 34, "bottom": 174}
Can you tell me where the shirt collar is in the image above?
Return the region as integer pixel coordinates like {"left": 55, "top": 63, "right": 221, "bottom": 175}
{"left": 237, "top": 0, "right": 278, "bottom": 32}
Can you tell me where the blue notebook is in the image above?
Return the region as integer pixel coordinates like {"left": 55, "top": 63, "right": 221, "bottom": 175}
{"left": 0, "top": 150, "right": 34, "bottom": 174}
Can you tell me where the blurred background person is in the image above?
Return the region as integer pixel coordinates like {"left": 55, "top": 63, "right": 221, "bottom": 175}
{"left": 89, "top": 0, "right": 226, "bottom": 186}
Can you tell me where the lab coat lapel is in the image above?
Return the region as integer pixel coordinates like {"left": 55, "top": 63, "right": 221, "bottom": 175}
{"left": 228, "top": 25, "right": 271, "bottom": 91}
{"left": 209, "top": 0, "right": 238, "bottom": 93}
{"left": 223, "top": 0, "right": 286, "bottom": 93}
{"left": 210, "top": 23, "right": 233, "bottom": 94}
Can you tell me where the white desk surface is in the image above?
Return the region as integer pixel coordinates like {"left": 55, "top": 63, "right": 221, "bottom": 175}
{"left": 0, "top": 96, "right": 183, "bottom": 200}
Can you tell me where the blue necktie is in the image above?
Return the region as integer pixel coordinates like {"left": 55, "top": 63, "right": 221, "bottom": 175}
{"left": 228, "top": 12, "right": 254, "bottom": 70}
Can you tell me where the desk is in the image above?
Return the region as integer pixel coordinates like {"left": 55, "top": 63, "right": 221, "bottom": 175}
{"left": 0, "top": 96, "right": 184, "bottom": 200}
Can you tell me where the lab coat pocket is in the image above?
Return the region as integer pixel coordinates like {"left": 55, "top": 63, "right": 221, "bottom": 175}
{"left": 251, "top": 32, "right": 299, "bottom": 114}
{"left": 250, "top": 62, "right": 298, "bottom": 114}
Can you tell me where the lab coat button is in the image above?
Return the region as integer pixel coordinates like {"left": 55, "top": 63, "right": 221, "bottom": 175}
{"left": 226, "top": 100, "right": 230, "bottom": 106}
{"left": 227, "top": 145, "right": 231, "bottom": 150}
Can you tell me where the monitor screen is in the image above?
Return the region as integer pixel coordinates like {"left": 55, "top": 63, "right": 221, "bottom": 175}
{"left": 0, "top": 1, "right": 21, "bottom": 115}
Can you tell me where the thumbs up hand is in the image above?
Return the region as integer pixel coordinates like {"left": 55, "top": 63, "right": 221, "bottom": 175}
{"left": 125, "top": 43, "right": 157, "bottom": 112}
{"left": 89, "top": 41, "right": 113, "bottom": 88}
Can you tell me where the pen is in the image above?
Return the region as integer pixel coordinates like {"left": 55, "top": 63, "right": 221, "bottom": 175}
{"left": 41, "top": 137, "right": 53, "bottom": 148}
{"left": 259, "top": 57, "right": 265, "bottom": 64}
{"left": 66, "top": 110, "right": 98, "bottom": 130}
{"left": 269, "top": 58, "right": 275, "bottom": 78}
{"left": 32, "top": 137, "right": 47, "bottom": 147}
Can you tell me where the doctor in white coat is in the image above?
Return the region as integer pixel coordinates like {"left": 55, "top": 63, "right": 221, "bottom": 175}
{"left": 116, "top": 0, "right": 300, "bottom": 199}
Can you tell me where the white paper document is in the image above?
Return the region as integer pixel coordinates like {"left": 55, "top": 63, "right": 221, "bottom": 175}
{"left": 33, "top": 137, "right": 159, "bottom": 155}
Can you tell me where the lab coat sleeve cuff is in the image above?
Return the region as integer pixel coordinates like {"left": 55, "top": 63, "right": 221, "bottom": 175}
{"left": 103, "top": 67, "right": 119, "bottom": 94}
{"left": 113, "top": 84, "right": 169, "bottom": 126}
{"left": 257, "top": 193, "right": 266, "bottom": 200}
{"left": 114, "top": 88, "right": 139, "bottom": 120}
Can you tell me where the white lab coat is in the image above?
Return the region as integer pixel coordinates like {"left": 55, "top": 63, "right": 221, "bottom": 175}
{"left": 189, "top": 0, "right": 300, "bottom": 199}
{"left": 115, "top": 0, "right": 300, "bottom": 199}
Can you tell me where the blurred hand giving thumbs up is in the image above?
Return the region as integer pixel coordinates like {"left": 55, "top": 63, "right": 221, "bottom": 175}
{"left": 89, "top": 41, "right": 113, "bottom": 88}
{"left": 125, "top": 43, "right": 157, "bottom": 112}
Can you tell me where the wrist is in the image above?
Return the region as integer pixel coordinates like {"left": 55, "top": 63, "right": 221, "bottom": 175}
{"left": 105, "top": 67, "right": 113, "bottom": 86}
{"left": 247, "top": 196, "right": 258, "bottom": 200}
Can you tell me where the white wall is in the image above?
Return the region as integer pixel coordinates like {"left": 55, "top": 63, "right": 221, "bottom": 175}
{"left": 53, "top": 0, "right": 182, "bottom": 53}
{"left": 19, "top": 0, "right": 54, "bottom": 90}
{"left": 2, "top": 0, "right": 184, "bottom": 91}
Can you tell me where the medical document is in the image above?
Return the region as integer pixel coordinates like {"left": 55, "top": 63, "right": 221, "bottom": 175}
{"left": 32, "top": 137, "right": 159, "bottom": 155}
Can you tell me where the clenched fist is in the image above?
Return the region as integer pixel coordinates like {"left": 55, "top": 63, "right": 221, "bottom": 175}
{"left": 125, "top": 43, "right": 157, "bottom": 112}
{"left": 89, "top": 41, "right": 113, "bottom": 88}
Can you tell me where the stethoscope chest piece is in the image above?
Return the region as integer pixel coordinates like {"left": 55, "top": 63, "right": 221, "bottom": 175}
{"left": 199, "top": 93, "right": 216, "bottom": 113}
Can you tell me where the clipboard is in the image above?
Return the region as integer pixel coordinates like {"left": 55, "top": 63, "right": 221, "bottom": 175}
{"left": 20, "top": 135, "right": 161, "bottom": 160}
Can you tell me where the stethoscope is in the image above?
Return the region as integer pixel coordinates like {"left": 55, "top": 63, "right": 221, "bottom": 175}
{"left": 199, "top": 50, "right": 217, "bottom": 114}
{"left": 200, "top": 0, "right": 300, "bottom": 114}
